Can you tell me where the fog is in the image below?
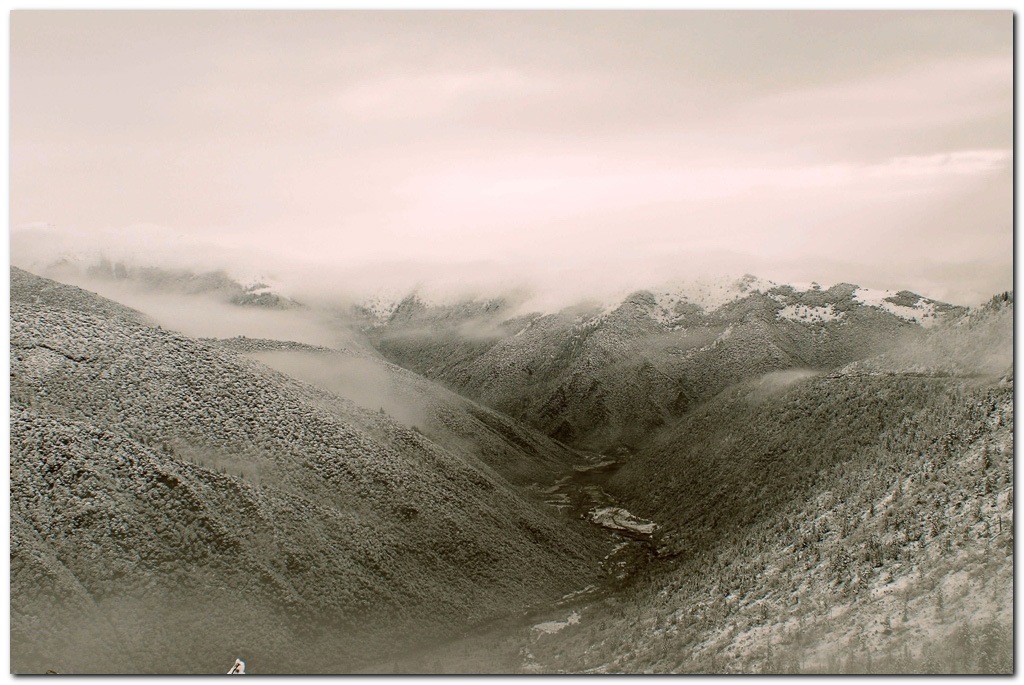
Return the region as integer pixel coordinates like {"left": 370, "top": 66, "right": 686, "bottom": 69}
{"left": 29, "top": 263, "right": 356, "bottom": 348}
{"left": 8, "top": 13, "right": 1015, "bottom": 675}
{"left": 10, "top": 587, "right": 395, "bottom": 674}
{"left": 249, "top": 349, "right": 431, "bottom": 429}
{"left": 747, "top": 369, "right": 822, "bottom": 404}
{"left": 882, "top": 301, "right": 1013, "bottom": 379}
{"left": 9, "top": 216, "right": 1012, "bottom": 313}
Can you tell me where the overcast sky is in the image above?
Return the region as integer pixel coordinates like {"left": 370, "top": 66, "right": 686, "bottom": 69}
{"left": 10, "top": 11, "right": 1013, "bottom": 305}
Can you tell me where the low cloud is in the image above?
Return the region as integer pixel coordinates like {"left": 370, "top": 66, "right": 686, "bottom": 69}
{"left": 9, "top": 12, "right": 1011, "bottom": 310}
{"left": 250, "top": 350, "right": 431, "bottom": 430}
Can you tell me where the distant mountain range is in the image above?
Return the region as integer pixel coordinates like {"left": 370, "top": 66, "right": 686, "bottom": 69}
{"left": 19, "top": 257, "right": 977, "bottom": 455}
{"left": 360, "top": 275, "right": 968, "bottom": 453}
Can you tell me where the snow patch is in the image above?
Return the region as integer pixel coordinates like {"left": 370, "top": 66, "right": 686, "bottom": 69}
{"left": 651, "top": 275, "right": 778, "bottom": 315}
{"left": 649, "top": 301, "right": 681, "bottom": 326}
{"left": 238, "top": 273, "right": 288, "bottom": 297}
{"left": 15, "top": 347, "right": 69, "bottom": 381}
{"left": 853, "top": 287, "right": 941, "bottom": 327}
{"left": 360, "top": 295, "right": 404, "bottom": 322}
{"left": 557, "top": 585, "right": 597, "bottom": 603}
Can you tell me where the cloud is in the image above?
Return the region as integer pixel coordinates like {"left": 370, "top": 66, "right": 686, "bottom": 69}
{"left": 739, "top": 57, "right": 1010, "bottom": 136}
{"left": 9, "top": 11, "right": 1012, "bottom": 309}
{"left": 867, "top": 149, "right": 1011, "bottom": 179}
{"left": 334, "top": 68, "right": 555, "bottom": 120}
{"left": 393, "top": 148, "right": 1010, "bottom": 240}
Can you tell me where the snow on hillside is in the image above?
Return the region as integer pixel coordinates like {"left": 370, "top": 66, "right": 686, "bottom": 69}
{"left": 652, "top": 275, "right": 778, "bottom": 315}
{"left": 363, "top": 277, "right": 963, "bottom": 333}
{"left": 239, "top": 274, "right": 290, "bottom": 297}
{"left": 360, "top": 293, "right": 406, "bottom": 322}
{"left": 853, "top": 287, "right": 943, "bottom": 327}
{"left": 357, "top": 284, "right": 508, "bottom": 324}
{"left": 555, "top": 275, "right": 782, "bottom": 323}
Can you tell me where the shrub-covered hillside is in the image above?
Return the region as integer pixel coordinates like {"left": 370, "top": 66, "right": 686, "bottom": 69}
{"left": 10, "top": 267, "right": 606, "bottom": 673}
{"left": 524, "top": 380, "right": 1011, "bottom": 673}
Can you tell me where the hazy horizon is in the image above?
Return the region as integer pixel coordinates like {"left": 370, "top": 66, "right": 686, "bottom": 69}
{"left": 10, "top": 11, "right": 1013, "bottom": 307}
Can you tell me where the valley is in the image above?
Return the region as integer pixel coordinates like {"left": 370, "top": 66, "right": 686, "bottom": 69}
{"left": 10, "top": 10, "right": 1011, "bottom": 676}
{"left": 8, "top": 266, "right": 1013, "bottom": 674}
{"left": 357, "top": 451, "right": 667, "bottom": 674}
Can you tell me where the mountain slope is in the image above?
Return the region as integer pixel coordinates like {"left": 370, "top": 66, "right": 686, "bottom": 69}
{"left": 214, "top": 335, "right": 590, "bottom": 486}
{"left": 522, "top": 297, "right": 1013, "bottom": 673}
{"left": 366, "top": 277, "right": 964, "bottom": 452}
{"left": 394, "top": 295, "right": 1012, "bottom": 674}
{"left": 10, "top": 267, "right": 606, "bottom": 673}
{"left": 525, "top": 381, "right": 1012, "bottom": 673}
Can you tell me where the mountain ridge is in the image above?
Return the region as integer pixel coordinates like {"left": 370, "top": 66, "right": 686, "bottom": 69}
{"left": 363, "top": 276, "right": 968, "bottom": 452}
{"left": 10, "top": 266, "right": 607, "bottom": 673}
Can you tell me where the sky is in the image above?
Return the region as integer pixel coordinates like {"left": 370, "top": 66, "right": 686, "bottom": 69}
{"left": 9, "top": 10, "right": 1013, "bottom": 306}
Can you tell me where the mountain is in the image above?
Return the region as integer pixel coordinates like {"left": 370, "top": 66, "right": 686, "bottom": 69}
{"left": 555, "top": 304, "right": 1013, "bottom": 672}
{"left": 363, "top": 276, "right": 967, "bottom": 453}
{"left": 212, "top": 335, "right": 591, "bottom": 486}
{"left": 10, "top": 267, "right": 607, "bottom": 674}
{"left": 10, "top": 264, "right": 1008, "bottom": 674}
{"left": 607, "top": 291, "right": 1012, "bottom": 554}
{"left": 402, "top": 294, "right": 1012, "bottom": 674}
{"left": 845, "top": 290, "right": 1013, "bottom": 379}
{"left": 45, "top": 257, "right": 302, "bottom": 309}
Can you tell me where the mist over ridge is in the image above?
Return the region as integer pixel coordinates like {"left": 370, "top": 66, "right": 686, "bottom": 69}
{"left": 9, "top": 222, "right": 1005, "bottom": 316}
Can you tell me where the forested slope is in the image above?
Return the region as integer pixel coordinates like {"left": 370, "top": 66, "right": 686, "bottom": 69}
{"left": 519, "top": 297, "right": 1014, "bottom": 673}
{"left": 10, "top": 267, "right": 605, "bottom": 673}
{"left": 216, "top": 336, "right": 588, "bottom": 486}
{"left": 528, "top": 382, "right": 1012, "bottom": 673}
{"left": 422, "top": 296, "right": 1013, "bottom": 674}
